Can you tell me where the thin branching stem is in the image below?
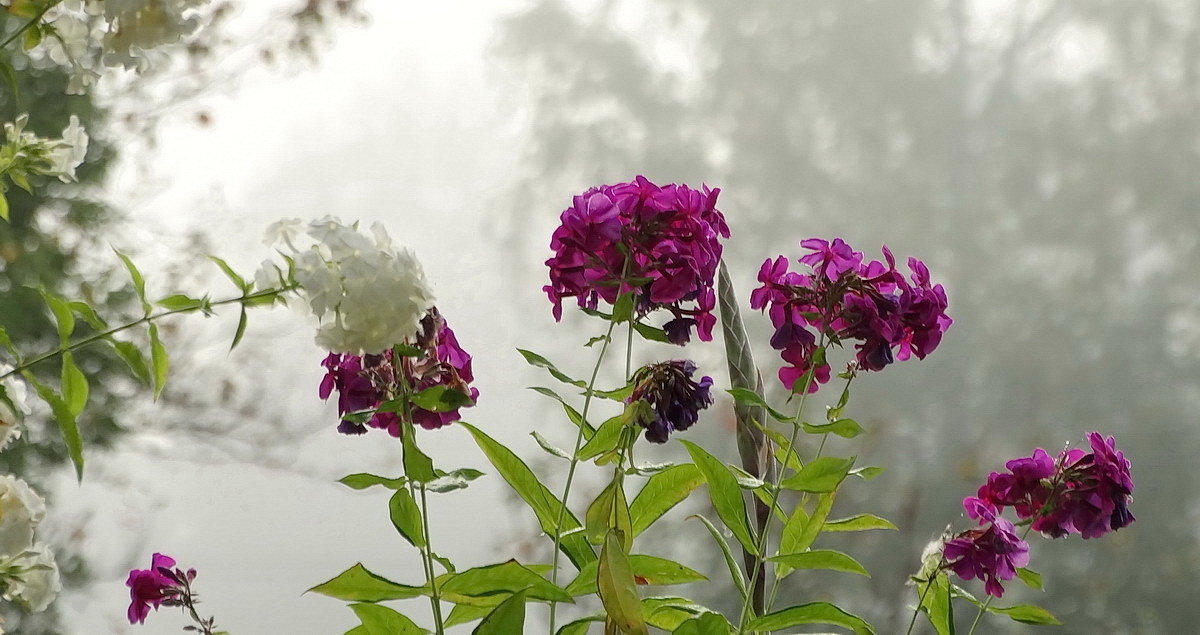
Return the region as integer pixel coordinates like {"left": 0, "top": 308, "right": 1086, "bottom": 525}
{"left": 0, "top": 0, "right": 60, "bottom": 50}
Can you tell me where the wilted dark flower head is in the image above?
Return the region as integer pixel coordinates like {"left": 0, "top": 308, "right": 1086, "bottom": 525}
{"left": 544, "top": 176, "right": 730, "bottom": 345}
{"left": 751, "top": 238, "right": 951, "bottom": 393}
{"left": 319, "top": 307, "right": 478, "bottom": 434}
{"left": 627, "top": 360, "right": 714, "bottom": 443}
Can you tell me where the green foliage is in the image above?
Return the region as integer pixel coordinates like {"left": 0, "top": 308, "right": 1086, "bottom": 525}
{"left": 779, "top": 456, "right": 856, "bottom": 493}
{"left": 309, "top": 564, "right": 428, "bottom": 603}
{"left": 471, "top": 589, "right": 526, "bottom": 634}
{"left": 769, "top": 549, "right": 870, "bottom": 578}
{"left": 745, "top": 602, "right": 876, "bottom": 634}
{"left": 388, "top": 489, "right": 426, "bottom": 549}
{"left": 628, "top": 463, "right": 704, "bottom": 536}
{"left": 347, "top": 603, "right": 425, "bottom": 635}
{"left": 565, "top": 555, "right": 707, "bottom": 596}
{"left": 439, "top": 561, "right": 571, "bottom": 604}
{"left": 679, "top": 441, "right": 758, "bottom": 555}
{"left": 597, "top": 531, "right": 647, "bottom": 635}
{"left": 689, "top": 514, "right": 748, "bottom": 603}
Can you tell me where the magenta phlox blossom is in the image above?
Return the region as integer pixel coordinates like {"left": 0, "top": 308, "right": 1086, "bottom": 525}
{"left": 627, "top": 360, "right": 714, "bottom": 443}
{"left": 320, "top": 308, "right": 478, "bottom": 435}
{"left": 126, "top": 553, "right": 187, "bottom": 625}
{"left": 751, "top": 238, "right": 951, "bottom": 392}
{"left": 544, "top": 176, "right": 730, "bottom": 345}
{"left": 943, "top": 504, "right": 1030, "bottom": 598}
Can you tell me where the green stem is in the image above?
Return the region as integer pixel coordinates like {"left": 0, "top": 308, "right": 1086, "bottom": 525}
{"left": 904, "top": 555, "right": 947, "bottom": 635}
{"left": 547, "top": 316, "right": 619, "bottom": 634}
{"left": 419, "top": 483, "right": 446, "bottom": 635}
{"left": 0, "top": 0, "right": 60, "bottom": 51}
{"left": 0, "top": 284, "right": 297, "bottom": 381}
{"left": 736, "top": 348, "right": 823, "bottom": 634}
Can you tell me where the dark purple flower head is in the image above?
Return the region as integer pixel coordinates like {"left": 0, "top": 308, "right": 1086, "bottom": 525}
{"left": 319, "top": 307, "right": 478, "bottom": 435}
{"left": 1033, "top": 433, "right": 1135, "bottom": 539}
{"left": 126, "top": 553, "right": 185, "bottom": 625}
{"left": 943, "top": 507, "right": 1030, "bottom": 598}
{"left": 627, "top": 360, "right": 714, "bottom": 443}
{"left": 751, "top": 238, "right": 951, "bottom": 392}
{"left": 544, "top": 176, "right": 730, "bottom": 345}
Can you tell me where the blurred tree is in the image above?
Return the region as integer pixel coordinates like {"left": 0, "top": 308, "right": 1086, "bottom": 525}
{"left": 495, "top": 1, "right": 1200, "bottom": 631}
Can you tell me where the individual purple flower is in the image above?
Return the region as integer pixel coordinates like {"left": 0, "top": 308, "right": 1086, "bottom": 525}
{"left": 943, "top": 505, "right": 1030, "bottom": 598}
{"left": 751, "top": 238, "right": 951, "bottom": 392}
{"left": 126, "top": 553, "right": 184, "bottom": 624}
{"left": 319, "top": 307, "right": 478, "bottom": 435}
{"left": 544, "top": 176, "right": 730, "bottom": 345}
{"left": 627, "top": 360, "right": 714, "bottom": 443}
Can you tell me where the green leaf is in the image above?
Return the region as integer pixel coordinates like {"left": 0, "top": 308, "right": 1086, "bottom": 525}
{"left": 114, "top": 249, "right": 150, "bottom": 314}
{"left": 148, "top": 323, "right": 168, "bottom": 399}
{"left": 745, "top": 602, "right": 875, "bottom": 635}
{"left": 779, "top": 456, "right": 856, "bottom": 493}
{"left": 823, "top": 514, "right": 898, "bottom": 532}
{"left": 155, "top": 293, "right": 207, "bottom": 312}
{"left": 679, "top": 441, "right": 757, "bottom": 555}
{"left": 402, "top": 424, "right": 437, "bottom": 483}
{"left": 610, "top": 292, "right": 635, "bottom": 323}
{"left": 531, "top": 431, "right": 572, "bottom": 460}
{"left": 208, "top": 255, "right": 248, "bottom": 291}
{"left": 628, "top": 463, "right": 704, "bottom": 536}
{"left": 673, "top": 612, "right": 733, "bottom": 635}
{"left": 426, "top": 468, "right": 485, "bottom": 494}
{"left": 22, "top": 25, "right": 42, "bottom": 51}
{"left": 388, "top": 489, "right": 426, "bottom": 548}
{"left": 109, "top": 339, "right": 151, "bottom": 386}
{"left": 410, "top": 385, "right": 474, "bottom": 412}
{"left": 0, "top": 61, "right": 16, "bottom": 112}
{"left": 576, "top": 413, "right": 625, "bottom": 461}
{"left": 566, "top": 555, "right": 707, "bottom": 596}
{"left": 849, "top": 466, "right": 885, "bottom": 481}
{"left": 516, "top": 349, "right": 586, "bottom": 388}
{"left": 555, "top": 614, "right": 604, "bottom": 635}
{"left": 597, "top": 531, "right": 647, "bottom": 635}
{"left": 70, "top": 301, "right": 107, "bottom": 330}
{"left": 775, "top": 504, "right": 809, "bottom": 579}
{"left": 460, "top": 423, "right": 596, "bottom": 568}
{"left": 631, "top": 321, "right": 669, "bottom": 343}
{"left": 802, "top": 418, "right": 863, "bottom": 439}
{"left": 987, "top": 604, "right": 1062, "bottom": 626}
{"left": 584, "top": 479, "right": 632, "bottom": 548}
{"left": 60, "top": 353, "right": 88, "bottom": 417}
{"left": 440, "top": 561, "right": 571, "bottom": 604}
{"left": 25, "top": 373, "right": 83, "bottom": 480}
{"left": 527, "top": 386, "right": 593, "bottom": 438}
{"left": 10, "top": 170, "right": 31, "bottom": 194}
{"left": 584, "top": 334, "right": 610, "bottom": 347}
{"left": 795, "top": 492, "right": 837, "bottom": 556}
{"left": 472, "top": 589, "right": 526, "bottom": 634}
{"left": 231, "top": 308, "right": 248, "bottom": 351}
{"left": 0, "top": 192, "right": 8, "bottom": 222}
{"left": 308, "top": 563, "right": 426, "bottom": 602}
{"left": 689, "top": 514, "right": 748, "bottom": 603}
{"left": 445, "top": 603, "right": 494, "bottom": 628}
{"left": 769, "top": 549, "right": 870, "bottom": 577}
{"left": 641, "top": 597, "right": 710, "bottom": 631}
{"left": 348, "top": 603, "right": 424, "bottom": 635}
{"left": 0, "top": 325, "right": 15, "bottom": 357}
{"left": 338, "top": 473, "right": 408, "bottom": 490}
{"left": 762, "top": 425, "right": 803, "bottom": 473}
{"left": 1015, "top": 567, "right": 1044, "bottom": 591}
{"left": 40, "top": 289, "right": 74, "bottom": 343}
{"left": 915, "top": 570, "right": 953, "bottom": 635}
{"left": 726, "top": 388, "right": 793, "bottom": 423}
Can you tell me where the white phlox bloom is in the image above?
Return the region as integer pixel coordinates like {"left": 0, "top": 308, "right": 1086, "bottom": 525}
{"left": 0, "top": 543, "right": 61, "bottom": 613}
{"left": 102, "top": 0, "right": 207, "bottom": 70}
{"left": 0, "top": 365, "right": 28, "bottom": 452}
{"left": 0, "top": 477, "right": 45, "bottom": 558}
{"left": 47, "top": 116, "right": 89, "bottom": 182}
{"left": 274, "top": 218, "right": 435, "bottom": 355}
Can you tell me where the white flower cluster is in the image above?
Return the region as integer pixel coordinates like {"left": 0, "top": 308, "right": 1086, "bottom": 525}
{"left": 29, "top": 0, "right": 208, "bottom": 92}
{"left": 0, "top": 365, "right": 27, "bottom": 451}
{"left": 1, "top": 114, "right": 90, "bottom": 184}
{"left": 0, "top": 476, "right": 61, "bottom": 618}
{"left": 263, "top": 218, "right": 436, "bottom": 355}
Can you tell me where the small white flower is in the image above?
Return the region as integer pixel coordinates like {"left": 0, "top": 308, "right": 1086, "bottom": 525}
{"left": 46, "top": 115, "right": 89, "bottom": 182}
{"left": 269, "top": 218, "right": 435, "bottom": 354}
{"left": 0, "top": 366, "right": 27, "bottom": 452}
{"left": 0, "top": 476, "right": 45, "bottom": 556}
{"left": 44, "top": 13, "right": 91, "bottom": 66}
{"left": 1, "top": 543, "right": 61, "bottom": 613}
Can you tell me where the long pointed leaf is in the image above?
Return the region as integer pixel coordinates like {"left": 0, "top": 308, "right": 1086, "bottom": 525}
{"left": 679, "top": 441, "right": 757, "bottom": 555}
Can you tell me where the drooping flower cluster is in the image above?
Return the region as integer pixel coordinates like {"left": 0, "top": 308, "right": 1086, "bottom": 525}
{"left": 1, "top": 114, "right": 90, "bottom": 191}
{"left": 971, "top": 432, "right": 1135, "bottom": 539}
{"left": 626, "top": 360, "right": 714, "bottom": 443}
{"left": 125, "top": 552, "right": 218, "bottom": 632}
{"left": 751, "top": 238, "right": 951, "bottom": 393}
{"left": 544, "top": 176, "right": 730, "bottom": 345}
{"left": 0, "top": 476, "right": 61, "bottom": 613}
{"left": 263, "top": 217, "right": 435, "bottom": 355}
{"left": 320, "top": 307, "right": 478, "bottom": 434}
{"left": 942, "top": 432, "right": 1134, "bottom": 597}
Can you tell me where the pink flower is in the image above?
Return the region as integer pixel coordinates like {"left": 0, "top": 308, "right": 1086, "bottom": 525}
{"left": 943, "top": 505, "right": 1030, "bottom": 598}
{"left": 126, "top": 553, "right": 183, "bottom": 625}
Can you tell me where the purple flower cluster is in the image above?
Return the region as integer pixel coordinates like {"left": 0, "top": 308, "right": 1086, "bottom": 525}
{"left": 126, "top": 553, "right": 189, "bottom": 625}
{"left": 544, "top": 176, "right": 731, "bottom": 345}
{"left": 320, "top": 307, "right": 478, "bottom": 434}
{"left": 943, "top": 501, "right": 1030, "bottom": 598}
{"left": 944, "top": 432, "right": 1134, "bottom": 597}
{"left": 627, "top": 360, "right": 714, "bottom": 443}
{"left": 971, "top": 432, "right": 1135, "bottom": 539}
{"left": 750, "top": 238, "right": 951, "bottom": 393}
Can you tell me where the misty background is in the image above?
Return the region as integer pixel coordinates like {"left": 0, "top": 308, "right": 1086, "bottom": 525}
{"left": 8, "top": 0, "right": 1195, "bottom": 632}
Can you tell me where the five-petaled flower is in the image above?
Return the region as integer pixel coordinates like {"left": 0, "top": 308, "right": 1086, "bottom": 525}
{"left": 544, "top": 176, "right": 730, "bottom": 345}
